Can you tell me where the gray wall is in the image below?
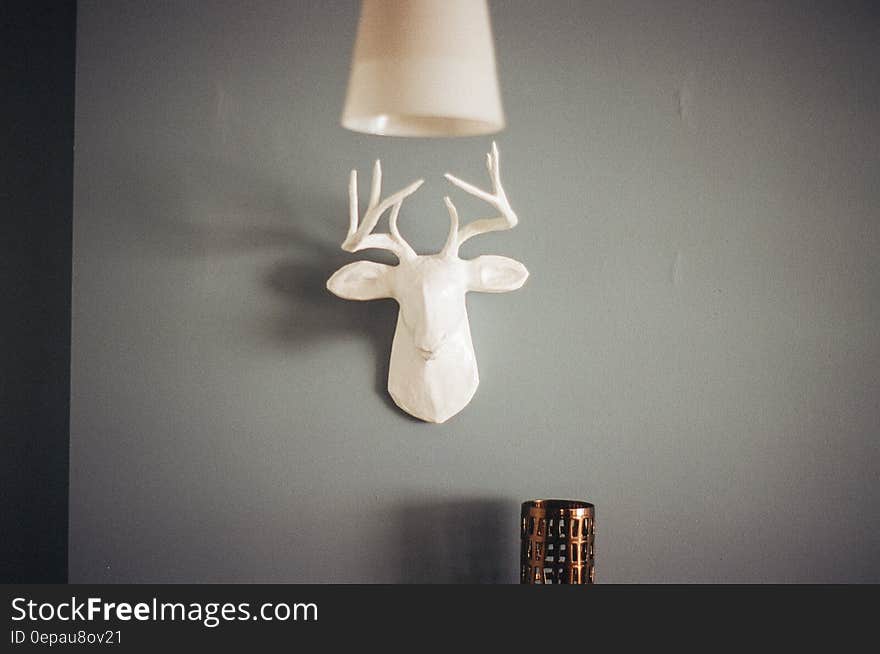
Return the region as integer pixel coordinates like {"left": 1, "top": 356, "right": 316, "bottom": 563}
{"left": 70, "top": 0, "right": 880, "bottom": 582}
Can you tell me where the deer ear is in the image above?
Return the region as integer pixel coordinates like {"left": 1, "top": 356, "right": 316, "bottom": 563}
{"left": 327, "top": 261, "right": 393, "bottom": 300}
{"left": 467, "top": 255, "right": 529, "bottom": 293}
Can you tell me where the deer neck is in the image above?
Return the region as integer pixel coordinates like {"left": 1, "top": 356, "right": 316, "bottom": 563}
{"left": 387, "top": 311, "right": 479, "bottom": 424}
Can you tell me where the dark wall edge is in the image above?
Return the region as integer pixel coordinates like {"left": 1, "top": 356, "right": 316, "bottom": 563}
{"left": 0, "top": 0, "right": 77, "bottom": 583}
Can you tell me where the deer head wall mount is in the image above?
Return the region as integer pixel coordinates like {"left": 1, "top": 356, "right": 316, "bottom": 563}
{"left": 326, "top": 143, "right": 528, "bottom": 423}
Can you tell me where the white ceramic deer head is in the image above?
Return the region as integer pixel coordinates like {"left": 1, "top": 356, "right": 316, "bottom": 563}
{"left": 327, "top": 143, "right": 528, "bottom": 423}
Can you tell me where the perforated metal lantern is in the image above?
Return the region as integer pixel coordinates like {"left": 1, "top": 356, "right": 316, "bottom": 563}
{"left": 521, "top": 500, "right": 595, "bottom": 584}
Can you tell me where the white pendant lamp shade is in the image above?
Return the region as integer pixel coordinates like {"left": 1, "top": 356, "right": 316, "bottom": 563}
{"left": 341, "top": 0, "right": 505, "bottom": 137}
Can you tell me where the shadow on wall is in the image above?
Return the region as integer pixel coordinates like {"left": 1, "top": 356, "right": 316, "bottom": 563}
{"left": 265, "top": 256, "right": 418, "bottom": 419}
{"left": 107, "top": 149, "right": 419, "bottom": 418}
{"left": 394, "top": 498, "right": 521, "bottom": 583}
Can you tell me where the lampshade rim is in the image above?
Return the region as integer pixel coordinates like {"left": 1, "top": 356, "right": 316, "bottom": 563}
{"left": 341, "top": 112, "right": 504, "bottom": 138}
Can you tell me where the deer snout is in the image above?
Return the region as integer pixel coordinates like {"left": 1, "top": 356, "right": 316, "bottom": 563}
{"left": 414, "top": 331, "right": 449, "bottom": 361}
{"left": 416, "top": 346, "right": 437, "bottom": 361}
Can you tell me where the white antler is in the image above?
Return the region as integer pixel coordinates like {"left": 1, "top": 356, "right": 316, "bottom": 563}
{"left": 343, "top": 159, "right": 423, "bottom": 261}
{"left": 441, "top": 142, "right": 518, "bottom": 257}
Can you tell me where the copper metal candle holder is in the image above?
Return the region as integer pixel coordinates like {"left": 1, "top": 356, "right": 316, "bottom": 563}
{"left": 521, "top": 499, "right": 595, "bottom": 584}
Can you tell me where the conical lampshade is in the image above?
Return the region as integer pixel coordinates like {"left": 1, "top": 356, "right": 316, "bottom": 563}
{"left": 341, "top": 0, "right": 505, "bottom": 137}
